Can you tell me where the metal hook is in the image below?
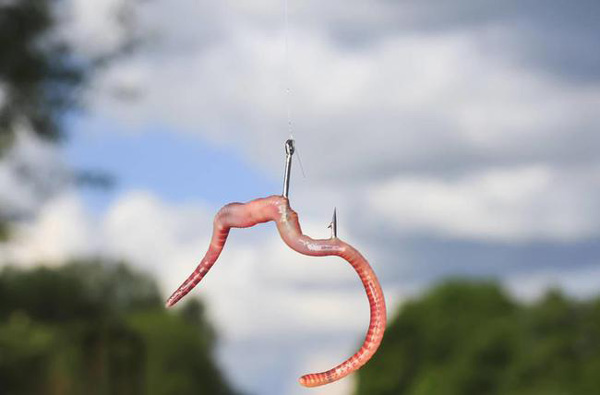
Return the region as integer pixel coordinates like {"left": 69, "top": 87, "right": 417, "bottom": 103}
{"left": 282, "top": 138, "right": 295, "bottom": 199}
{"left": 328, "top": 207, "right": 337, "bottom": 238}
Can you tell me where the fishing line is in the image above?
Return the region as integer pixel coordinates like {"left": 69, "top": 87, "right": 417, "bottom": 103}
{"left": 283, "top": 0, "right": 306, "bottom": 178}
{"left": 284, "top": 0, "right": 292, "bottom": 136}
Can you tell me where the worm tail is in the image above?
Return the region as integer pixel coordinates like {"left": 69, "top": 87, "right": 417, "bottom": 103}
{"left": 165, "top": 199, "right": 273, "bottom": 308}
{"left": 165, "top": 224, "right": 230, "bottom": 308}
{"left": 299, "top": 245, "right": 386, "bottom": 387}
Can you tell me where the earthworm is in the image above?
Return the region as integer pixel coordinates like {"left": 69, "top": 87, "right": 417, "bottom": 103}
{"left": 166, "top": 195, "right": 386, "bottom": 387}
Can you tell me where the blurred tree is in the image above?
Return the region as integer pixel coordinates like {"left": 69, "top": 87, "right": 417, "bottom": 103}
{"left": 0, "top": 0, "right": 85, "bottom": 149}
{"left": 356, "top": 280, "right": 600, "bottom": 395}
{"left": 0, "top": 313, "right": 55, "bottom": 394}
{"left": 0, "top": 261, "right": 236, "bottom": 395}
{"left": 0, "top": 221, "right": 7, "bottom": 241}
{"left": 0, "top": 0, "right": 135, "bottom": 235}
{"left": 129, "top": 311, "right": 232, "bottom": 395}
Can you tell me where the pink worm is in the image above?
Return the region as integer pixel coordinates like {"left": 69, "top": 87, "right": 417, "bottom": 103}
{"left": 166, "top": 195, "right": 386, "bottom": 387}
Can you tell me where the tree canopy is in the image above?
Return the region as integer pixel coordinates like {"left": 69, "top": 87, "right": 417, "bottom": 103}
{"left": 0, "top": 260, "right": 236, "bottom": 395}
{"left": 0, "top": 0, "right": 125, "bottom": 237}
{"left": 356, "top": 280, "right": 600, "bottom": 395}
{"left": 0, "top": 0, "right": 86, "bottom": 149}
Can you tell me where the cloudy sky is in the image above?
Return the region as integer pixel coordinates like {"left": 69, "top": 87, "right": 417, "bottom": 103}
{"left": 2, "top": 1, "right": 600, "bottom": 394}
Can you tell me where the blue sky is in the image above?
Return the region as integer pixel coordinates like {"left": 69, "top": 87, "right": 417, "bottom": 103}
{"left": 64, "top": 116, "right": 278, "bottom": 212}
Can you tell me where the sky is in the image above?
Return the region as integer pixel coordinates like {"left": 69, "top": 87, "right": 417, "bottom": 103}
{"left": 2, "top": 1, "right": 600, "bottom": 394}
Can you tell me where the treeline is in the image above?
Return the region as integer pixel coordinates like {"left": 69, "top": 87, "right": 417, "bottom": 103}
{"left": 0, "top": 260, "right": 236, "bottom": 395}
{"left": 356, "top": 281, "right": 600, "bottom": 395}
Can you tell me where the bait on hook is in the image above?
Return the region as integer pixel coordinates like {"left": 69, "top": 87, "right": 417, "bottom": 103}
{"left": 166, "top": 139, "right": 386, "bottom": 387}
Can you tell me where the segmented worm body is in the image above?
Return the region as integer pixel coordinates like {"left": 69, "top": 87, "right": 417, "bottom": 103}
{"left": 166, "top": 195, "right": 386, "bottom": 387}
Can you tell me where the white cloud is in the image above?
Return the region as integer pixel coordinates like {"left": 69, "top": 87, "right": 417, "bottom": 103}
{"left": 368, "top": 165, "right": 600, "bottom": 242}
{"left": 505, "top": 264, "right": 600, "bottom": 301}
{"left": 87, "top": 5, "right": 600, "bottom": 190}
{"left": 0, "top": 129, "right": 69, "bottom": 218}
{"left": 58, "top": 0, "right": 134, "bottom": 57}
{"left": 0, "top": 193, "right": 95, "bottom": 265}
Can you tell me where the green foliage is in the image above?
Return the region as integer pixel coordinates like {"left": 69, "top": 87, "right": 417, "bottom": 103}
{"left": 0, "top": 0, "right": 123, "bottom": 239}
{"left": 0, "top": 0, "right": 86, "bottom": 147}
{"left": 356, "top": 280, "right": 600, "bottom": 395}
{"left": 0, "top": 261, "right": 236, "bottom": 395}
{"left": 0, "top": 222, "right": 8, "bottom": 241}
{"left": 129, "top": 311, "right": 231, "bottom": 395}
{"left": 0, "top": 313, "right": 55, "bottom": 394}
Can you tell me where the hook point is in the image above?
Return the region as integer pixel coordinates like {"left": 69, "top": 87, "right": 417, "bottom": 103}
{"left": 328, "top": 207, "right": 337, "bottom": 238}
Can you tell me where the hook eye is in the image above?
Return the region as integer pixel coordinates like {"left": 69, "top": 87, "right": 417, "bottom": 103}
{"left": 285, "top": 139, "right": 295, "bottom": 155}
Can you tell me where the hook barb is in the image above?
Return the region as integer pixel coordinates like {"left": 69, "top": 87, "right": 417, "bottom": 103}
{"left": 328, "top": 207, "right": 337, "bottom": 238}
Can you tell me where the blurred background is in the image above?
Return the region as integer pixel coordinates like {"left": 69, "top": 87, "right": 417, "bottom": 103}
{"left": 1, "top": 1, "right": 600, "bottom": 394}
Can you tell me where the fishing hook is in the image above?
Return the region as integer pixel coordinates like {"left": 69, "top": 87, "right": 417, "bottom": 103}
{"left": 166, "top": 139, "right": 386, "bottom": 387}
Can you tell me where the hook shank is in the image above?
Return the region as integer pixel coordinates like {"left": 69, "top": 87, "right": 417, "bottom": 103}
{"left": 282, "top": 139, "right": 295, "bottom": 198}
